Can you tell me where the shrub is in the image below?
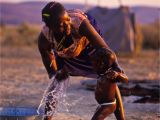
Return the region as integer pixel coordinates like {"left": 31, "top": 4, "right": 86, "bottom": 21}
{"left": 134, "top": 24, "right": 143, "bottom": 54}
{"left": 141, "top": 20, "right": 160, "bottom": 49}
{"left": 1, "top": 23, "right": 41, "bottom": 46}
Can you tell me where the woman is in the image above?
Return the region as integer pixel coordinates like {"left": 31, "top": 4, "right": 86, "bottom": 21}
{"left": 38, "top": 2, "right": 128, "bottom": 120}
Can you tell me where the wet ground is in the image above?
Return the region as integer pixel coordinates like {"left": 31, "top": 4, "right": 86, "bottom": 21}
{"left": 0, "top": 46, "right": 159, "bottom": 120}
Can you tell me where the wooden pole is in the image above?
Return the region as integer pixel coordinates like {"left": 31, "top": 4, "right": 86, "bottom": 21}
{"left": 85, "top": 0, "right": 88, "bottom": 10}
{"left": 97, "top": 0, "right": 100, "bottom": 6}
{"left": 118, "top": 0, "right": 123, "bottom": 6}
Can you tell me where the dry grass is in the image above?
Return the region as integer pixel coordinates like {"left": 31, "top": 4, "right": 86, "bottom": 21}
{"left": 141, "top": 20, "right": 160, "bottom": 49}
{"left": 0, "top": 23, "right": 41, "bottom": 46}
{"left": 0, "top": 21, "right": 159, "bottom": 51}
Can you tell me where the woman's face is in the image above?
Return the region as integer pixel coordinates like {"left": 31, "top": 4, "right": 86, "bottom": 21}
{"left": 52, "top": 12, "right": 71, "bottom": 35}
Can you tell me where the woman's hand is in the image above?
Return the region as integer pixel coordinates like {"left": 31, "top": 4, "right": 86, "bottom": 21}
{"left": 55, "top": 68, "right": 69, "bottom": 81}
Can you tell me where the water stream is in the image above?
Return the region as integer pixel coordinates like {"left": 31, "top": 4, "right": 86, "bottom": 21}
{"left": 37, "top": 77, "right": 69, "bottom": 116}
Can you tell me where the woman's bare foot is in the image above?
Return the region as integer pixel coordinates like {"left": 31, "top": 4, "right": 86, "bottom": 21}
{"left": 43, "top": 116, "right": 52, "bottom": 120}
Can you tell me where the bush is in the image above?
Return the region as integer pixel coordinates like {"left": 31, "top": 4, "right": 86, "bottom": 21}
{"left": 1, "top": 21, "right": 159, "bottom": 50}
{"left": 134, "top": 24, "right": 143, "bottom": 54}
{"left": 1, "top": 23, "right": 41, "bottom": 46}
{"left": 141, "top": 20, "right": 160, "bottom": 49}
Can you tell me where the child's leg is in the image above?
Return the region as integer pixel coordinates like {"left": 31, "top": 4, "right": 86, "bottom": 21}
{"left": 91, "top": 101, "right": 116, "bottom": 120}
{"left": 92, "top": 74, "right": 117, "bottom": 120}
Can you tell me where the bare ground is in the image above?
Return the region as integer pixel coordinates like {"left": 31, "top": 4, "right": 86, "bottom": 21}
{"left": 0, "top": 46, "right": 159, "bottom": 120}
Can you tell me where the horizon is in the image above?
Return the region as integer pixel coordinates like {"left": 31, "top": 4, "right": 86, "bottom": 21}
{"left": 0, "top": 0, "right": 160, "bottom": 8}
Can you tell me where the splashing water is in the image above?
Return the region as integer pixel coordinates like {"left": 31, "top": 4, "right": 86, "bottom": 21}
{"left": 37, "top": 77, "right": 69, "bottom": 116}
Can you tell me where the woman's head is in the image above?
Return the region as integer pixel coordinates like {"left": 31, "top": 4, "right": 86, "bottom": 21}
{"left": 42, "top": 2, "right": 71, "bottom": 35}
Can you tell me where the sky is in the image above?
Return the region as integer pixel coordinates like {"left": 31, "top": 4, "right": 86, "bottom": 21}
{"left": 0, "top": 0, "right": 160, "bottom": 7}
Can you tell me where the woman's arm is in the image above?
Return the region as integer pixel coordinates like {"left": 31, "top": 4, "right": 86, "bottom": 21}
{"left": 79, "top": 19, "right": 110, "bottom": 49}
{"left": 79, "top": 19, "right": 123, "bottom": 73}
{"left": 38, "top": 32, "right": 56, "bottom": 79}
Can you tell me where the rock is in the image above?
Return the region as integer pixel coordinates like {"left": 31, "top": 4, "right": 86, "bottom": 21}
{"left": 81, "top": 80, "right": 97, "bottom": 91}
{"left": 133, "top": 96, "right": 159, "bottom": 103}
{"left": 81, "top": 79, "right": 160, "bottom": 103}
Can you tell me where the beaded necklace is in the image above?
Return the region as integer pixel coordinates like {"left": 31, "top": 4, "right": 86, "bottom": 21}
{"left": 56, "top": 35, "right": 66, "bottom": 51}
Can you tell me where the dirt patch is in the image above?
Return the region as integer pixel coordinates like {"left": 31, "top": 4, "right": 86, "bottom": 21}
{"left": 0, "top": 47, "right": 159, "bottom": 120}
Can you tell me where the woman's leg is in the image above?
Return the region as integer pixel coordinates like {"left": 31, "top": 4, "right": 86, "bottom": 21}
{"left": 43, "top": 116, "right": 52, "bottom": 120}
